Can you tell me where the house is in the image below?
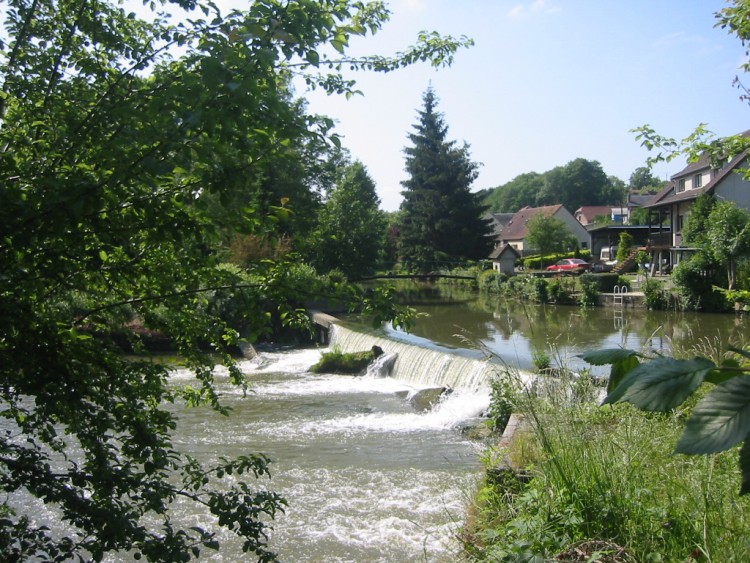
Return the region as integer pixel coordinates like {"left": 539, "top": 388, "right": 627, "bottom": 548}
{"left": 489, "top": 243, "right": 521, "bottom": 275}
{"left": 643, "top": 135, "right": 750, "bottom": 271}
{"left": 497, "top": 204, "right": 590, "bottom": 255}
{"left": 485, "top": 212, "right": 515, "bottom": 239}
{"left": 575, "top": 205, "right": 616, "bottom": 226}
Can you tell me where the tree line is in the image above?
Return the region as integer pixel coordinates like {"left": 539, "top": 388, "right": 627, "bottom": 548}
{"left": 479, "top": 161, "right": 665, "bottom": 216}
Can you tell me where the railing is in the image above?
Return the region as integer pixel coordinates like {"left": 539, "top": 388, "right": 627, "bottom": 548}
{"left": 613, "top": 285, "right": 628, "bottom": 307}
{"left": 647, "top": 232, "right": 672, "bottom": 248}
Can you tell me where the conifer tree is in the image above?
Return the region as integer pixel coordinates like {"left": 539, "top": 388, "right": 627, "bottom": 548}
{"left": 398, "top": 87, "right": 493, "bottom": 271}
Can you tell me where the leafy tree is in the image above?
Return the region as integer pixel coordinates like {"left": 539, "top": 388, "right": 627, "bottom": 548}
{"left": 682, "top": 193, "right": 717, "bottom": 247}
{"left": 629, "top": 166, "right": 664, "bottom": 193}
{"left": 628, "top": 206, "right": 650, "bottom": 225}
{"left": 525, "top": 214, "right": 577, "bottom": 265}
{"left": 537, "top": 158, "right": 623, "bottom": 211}
{"left": 399, "top": 87, "right": 494, "bottom": 271}
{"left": 482, "top": 172, "right": 545, "bottom": 212}
{"left": 307, "top": 158, "right": 387, "bottom": 278}
{"left": 616, "top": 231, "right": 635, "bottom": 262}
{"left": 706, "top": 201, "right": 750, "bottom": 289}
{"left": 0, "top": 0, "right": 467, "bottom": 559}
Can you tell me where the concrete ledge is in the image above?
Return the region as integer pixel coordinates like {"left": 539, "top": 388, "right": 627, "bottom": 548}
{"left": 598, "top": 291, "right": 645, "bottom": 308}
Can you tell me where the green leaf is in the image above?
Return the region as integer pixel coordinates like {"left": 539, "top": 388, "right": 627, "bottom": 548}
{"left": 603, "top": 357, "right": 715, "bottom": 411}
{"left": 607, "top": 354, "right": 641, "bottom": 394}
{"left": 729, "top": 345, "right": 750, "bottom": 362}
{"left": 580, "top": 348, "right": 640, "bottom": 365}
{"left": 705, "top": 364, "right": 746, "bottom": 385}
{"left": 305, "top": 50, "right": 320, "bottom": 66}
{"left": 677, "top": 376, "right": 750, "bottom": 455}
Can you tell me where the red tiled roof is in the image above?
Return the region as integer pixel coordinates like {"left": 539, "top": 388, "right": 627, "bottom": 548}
{"left": 500, "top": 204, "right": 563, "bottom": 241}
{"left": 575, "top": 205, "right": 612, "bottom": 223}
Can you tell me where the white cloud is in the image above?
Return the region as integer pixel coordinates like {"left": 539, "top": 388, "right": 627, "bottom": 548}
{"left": 507, "top": 0, "right": 561, "bottom": 19}
{"left": 508, "top": 4, "right": 525, "bottom": 18}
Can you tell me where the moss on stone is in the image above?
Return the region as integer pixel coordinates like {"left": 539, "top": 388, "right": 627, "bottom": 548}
{"left": 311, "top": 346, "right": 382, "bottom": 375}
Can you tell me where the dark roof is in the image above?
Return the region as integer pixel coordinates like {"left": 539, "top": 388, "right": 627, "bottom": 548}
{"left": 644, "top": 151, "right": 748, "bottom": 209}
{"left": 500, "top": 204, "right": 564, "bottom": 241}
{"left": 627, "top": 192, "right": 655, "bottom": 207}
{"left": 487, "top": 212, "right": 515, "bottom": 234}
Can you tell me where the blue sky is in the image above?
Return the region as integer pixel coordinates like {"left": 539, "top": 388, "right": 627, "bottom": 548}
{"left": 298, "top": 0, "right": 749, "bottom": 211}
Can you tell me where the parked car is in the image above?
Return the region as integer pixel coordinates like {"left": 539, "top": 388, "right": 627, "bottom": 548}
{"left": 546, "top": 258, "right": 591, "bottom": 274}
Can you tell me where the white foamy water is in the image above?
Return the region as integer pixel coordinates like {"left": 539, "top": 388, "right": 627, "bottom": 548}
{"left": 164, "top": 344, "right": 487, "bottom": 562}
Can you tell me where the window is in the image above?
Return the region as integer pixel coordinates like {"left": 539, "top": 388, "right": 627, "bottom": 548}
{"left": 693, "top": 173, "right": 702, "bottom": 188}
{"left": 677, "top": 179, "right": 686, "bottom": 193}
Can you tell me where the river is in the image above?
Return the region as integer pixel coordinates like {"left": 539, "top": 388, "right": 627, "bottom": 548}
{"left": 137, "top": 284, "right": 750, "bottom": 561}
{"left": 167, "top": 348, "right": 488, "bottom": 562}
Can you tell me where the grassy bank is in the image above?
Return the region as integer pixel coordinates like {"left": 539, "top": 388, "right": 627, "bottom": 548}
{"left": 462, "top": 370, "right": 750, "bottom": 562}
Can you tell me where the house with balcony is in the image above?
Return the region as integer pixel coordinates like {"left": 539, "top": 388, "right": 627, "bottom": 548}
{"left": 643, "top": 139, "right": 750, "bottom": 273}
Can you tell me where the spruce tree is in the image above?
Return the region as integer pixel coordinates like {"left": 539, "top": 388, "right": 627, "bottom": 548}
{"left": 399, "top": 87, "right": 493, "bottom": 271}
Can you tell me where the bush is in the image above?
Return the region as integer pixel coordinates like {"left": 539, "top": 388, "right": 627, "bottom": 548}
{"left": 642, "top": 278, "right": 670, "bottom": 310}
{"left": 672, "top": 253, "right": 728, "bottom": 311}
{"left": 578, "top": 279, "right": 599, "bottom": 308}
{"left": 546, "top": 278, "right": 576, "bottom": 304}
{"left": 579, "top": 273, "right": 620, "bottom": 292}
{"left": 478, "top": 269, "right": 507, "bottom": 293}
{"left": 525, "top": 277, "right": 549, "bottom": 303}
{"left": 486, "top": 371, "right": 518, "bottom": 433}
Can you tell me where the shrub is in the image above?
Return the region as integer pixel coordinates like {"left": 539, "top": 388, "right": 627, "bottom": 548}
{"left": 532, "top": 349, "right": 551, "bottom": 371}
{"left": 642, "top": 278, "right": 670, "bottom": 310}
{"left": 672, "top": 253, "right": 727, "bottom": 311}
{"left": 478, "top": 269, "right": 507, "bottom": 293}
{"left": 525, "top": 277, "right": 549, "bottom": 303}
{"left": 616, "top": 232, "right": 634, "bottom": 262}
{"left": 486, "top": 370, "right": 518, "bottom": 433}
{"left": 578, "top": 279, "right": 599, "bottom": 308}
{"left": 546, "top": 278, "right": 575, "bottom": 304}
{"left": 579, "top": 273, "right": 619, "bottom": 293}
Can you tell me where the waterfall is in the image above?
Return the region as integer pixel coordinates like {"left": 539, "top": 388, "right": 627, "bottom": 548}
{"left": 365, "top": 352, "right": 397, "bottom": 378}
{"left": 329, "top": 323, "right": 501, "bottom": 390}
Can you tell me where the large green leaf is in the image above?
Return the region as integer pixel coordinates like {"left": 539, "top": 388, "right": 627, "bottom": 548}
{"left": 579, "top": 348, "right": 640, "bottom": 366}
{"left": 676, "top": 376, "right": 750, "bottom": 455}
{"left": 603, "top": 357, "right": 715, "bottom": 411}
{"left": 607, "top": 354, "right": 641, "bottom": 395}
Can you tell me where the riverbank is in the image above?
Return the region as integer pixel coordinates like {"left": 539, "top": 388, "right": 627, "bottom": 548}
{"left": 460, "top": 366, "right": 750, "bottom": 561}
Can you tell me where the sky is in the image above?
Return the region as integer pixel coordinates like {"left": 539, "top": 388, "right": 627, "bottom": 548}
{"left": 293, "top": 0, "right": 750, "bottom": 211}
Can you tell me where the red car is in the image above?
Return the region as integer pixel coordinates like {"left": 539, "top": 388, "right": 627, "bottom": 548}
{"left": 546, "top": 258, "right": 590, "bottom": 274}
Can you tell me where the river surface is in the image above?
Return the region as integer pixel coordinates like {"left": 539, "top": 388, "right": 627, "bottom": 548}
{"left": 356, "top": 284, "right": 750, "bottom": 374}
{"left": 44, "top": 283, "right": 750, "bottom": 562}
{"left": 162, "top": 284, "right": 750, "bottom": 562}
{"left": 167, "top": 349, "right": 487, "bottom": 562}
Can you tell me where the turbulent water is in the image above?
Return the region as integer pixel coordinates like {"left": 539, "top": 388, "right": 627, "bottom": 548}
{"left": 166, "top": 346, "right": 489, "bottom": 562}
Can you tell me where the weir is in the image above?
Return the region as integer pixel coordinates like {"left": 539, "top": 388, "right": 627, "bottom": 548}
{"left": 328, "top": 323, "right": 500, "bottom": 390}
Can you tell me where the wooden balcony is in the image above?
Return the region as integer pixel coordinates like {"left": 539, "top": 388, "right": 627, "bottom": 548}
{"left": 646, "top": 231, "right": 673, "bottom": 249}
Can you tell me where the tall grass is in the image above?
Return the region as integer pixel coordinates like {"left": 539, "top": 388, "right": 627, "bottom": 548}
{"left": 463, "top": 368, "right": 750, "bottom": 562}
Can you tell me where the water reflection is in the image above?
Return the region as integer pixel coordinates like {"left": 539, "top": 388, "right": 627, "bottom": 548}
{"left": 376, "top": 283, "right": 750, "bottom": 372}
